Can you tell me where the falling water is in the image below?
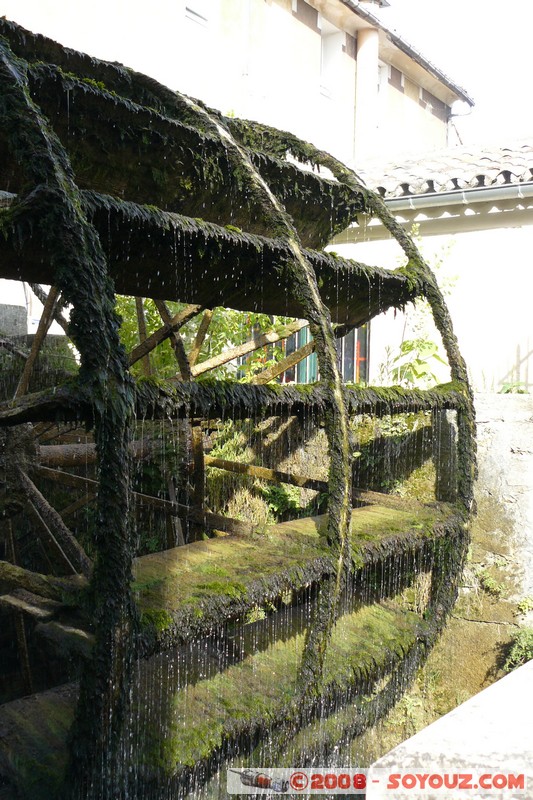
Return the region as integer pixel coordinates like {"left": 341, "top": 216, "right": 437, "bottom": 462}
{"left": 0, "top": 19, "right": 475, "bottom": 800}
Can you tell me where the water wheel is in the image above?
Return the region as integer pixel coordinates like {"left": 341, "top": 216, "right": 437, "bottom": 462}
{"left": 0, "top": 18, "right": 476, "bottom": 800}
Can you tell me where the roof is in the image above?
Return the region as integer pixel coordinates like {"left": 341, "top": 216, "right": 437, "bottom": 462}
{"left": 359, "top": 140, "right": 533, "bottom": 198}
{"left": 332, "top": 141, "right": 533, "bottom": 241}
{"left": 340, "top": 0, "right": 474, "bottom": 107}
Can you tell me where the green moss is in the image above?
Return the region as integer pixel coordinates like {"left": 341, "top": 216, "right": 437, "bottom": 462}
{"left": 140, "top": 608, "right": 174, "bottom": 633}
{"left": 193, "top": 580, "right": 247, "bottom": 599}
{"left": 131, "top": 504, "right": 452, "bottom": 652}
{"left": 136, "top": 599, "right": 424, "bottom": 773}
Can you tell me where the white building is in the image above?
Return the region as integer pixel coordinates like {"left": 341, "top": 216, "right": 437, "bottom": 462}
{"left": 1, "top": 0, "right": 474, "bottom": 379}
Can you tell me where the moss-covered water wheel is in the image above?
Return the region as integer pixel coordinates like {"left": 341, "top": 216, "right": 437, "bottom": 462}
{"left": 0, "top": 18, "right": 476, "bottom": 800}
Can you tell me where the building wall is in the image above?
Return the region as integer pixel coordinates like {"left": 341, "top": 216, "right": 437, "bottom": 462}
{"left": 338, "top": 226, "right": 533, "bottom": 393}
{"left": 376, "top": 66, "right": 450, "bottom": 157}
{"left": 2, "top": 0, "right": 455, "bottom": 364}
{"left": 1, "top": 0, "right": 450, "bottom": 168}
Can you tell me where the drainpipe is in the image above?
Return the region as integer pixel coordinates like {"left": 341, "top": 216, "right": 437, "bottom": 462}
{"left": 354, "top": 26, "right": 379, "bottom": 160}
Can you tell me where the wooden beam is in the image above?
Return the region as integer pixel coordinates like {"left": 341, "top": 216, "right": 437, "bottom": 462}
{"left": 134, "top": 297, "right": 153, "bottom": 377}
{"left": 204, "top": 455, "right": 327, "bottom": 492}
{"left": 191, "top": 319, "right": 306, "bottom": 377}
{"left": 14, "top": 286, "right": 60, "bottom": 398}
{"left": 128, "top": 303, "right": 202, "bottom": 366}
{"left": 25, "top": 499, "right": 79, "bottom": 576}
{"left": 0, "top": 559, "right": 86, "bottom": 601}
{"left": 18, "top": 469, "right": 92, "bottom": 577}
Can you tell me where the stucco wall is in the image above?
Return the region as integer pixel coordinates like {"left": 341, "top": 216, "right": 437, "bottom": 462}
{"left": 339, "top": 225, "right": 533, "bottom": 394}
{"left": 0, "top": 0, "right": 449, "bottom": 168}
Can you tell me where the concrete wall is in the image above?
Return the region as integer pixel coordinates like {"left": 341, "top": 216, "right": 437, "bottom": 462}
{"left": 367, "top": 659, "right": 533, "bottom": 799}
{"left": 0, "top": 304, "right": 26, "bottom": 337}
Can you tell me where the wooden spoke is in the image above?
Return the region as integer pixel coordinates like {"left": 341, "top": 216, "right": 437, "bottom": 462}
{"left": 29, "top": 284, "right": 70, "bottom": 335}
{"left": 188, "top": 309, "right": 213, "bottom": 367}
{"left": 18, "top": 469, "right": 92, "bottom": 577}
{"left": 39, "top": 439, "right": 159, "bottom": 468}
{"left": 191, "top": 318, "right": 306, "bottom": 377}
{"left": 128, "top": 303, "right": 202, "bottom": 366}
{"left": 154, "top": 299, "right": 192, "bottom": 380}
{"left": 135, "top": 297, "right": 153, "bottom": 377}
{"left": 14, "top": 286, "right": 60, "bottom": 399}
{"left": 204, "top": 455, "right": 327, "bottom": 492}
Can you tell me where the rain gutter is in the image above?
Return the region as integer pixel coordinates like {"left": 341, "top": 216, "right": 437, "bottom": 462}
{"left": 384, "top": 182, "right": 533, "bottom": 213}
{"left": 331, "top": 182, "right": 533, "bottom": 243}
{"left": 339, "top": 0, "right": 474, "bottom": 107}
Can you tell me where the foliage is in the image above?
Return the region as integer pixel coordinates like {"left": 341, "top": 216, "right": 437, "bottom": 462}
{"left": 516, "top": 596, "right": 533, "bottom": 615}
{"left": 115, "top": 296, "right": 292, "bottom": 380}
{"left": 388, "top": 338, "right": 448, "bottom": 388}
{"left": 477, "top": 570, "right": 504, "bottom": 598}
{"left": 377, "top": 229, "right": 456, "bottom": 390}
{"left": 503, "top": 627, "right": 533, "bottom": 672}
{"left": 499, "top": 381, "right": 528, "bottom": 394}
{"left": 259, "top": 483, "right": 300, "bottom": 518}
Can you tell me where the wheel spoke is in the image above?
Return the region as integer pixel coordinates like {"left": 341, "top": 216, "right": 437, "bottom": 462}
{"left": 14, "top": 286, "right": 60, "bottom": 399}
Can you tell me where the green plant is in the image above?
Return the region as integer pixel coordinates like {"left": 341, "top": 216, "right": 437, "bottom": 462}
{"left": 516, "top": 596, "right": 533, "bottom": 615}
{"left": 477, "top": 569, "right": 504, "bottom": 598}
{"left": 503, "top": 627, "right": 533, "bottom": 672}
{"left": 499, "top": 381, "right": 528, "bottom": 394}
{"left": 389, "top": 338, "right": 447, "bottom": 388}
{"left": 116, "top": 296, "right": 293, "bottom": 380}
{"left": 259, "top": 483, "right": 300, "bottom": 518}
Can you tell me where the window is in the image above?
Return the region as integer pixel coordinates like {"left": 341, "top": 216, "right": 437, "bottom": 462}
{"left": 338, "top": 326, "right": 369, "bottom": 384}
{"left": 320, "top": 20, "right": 344, "bottom": 98}
{"left": 280, "top": 325, "right": 369, "bottom": 384}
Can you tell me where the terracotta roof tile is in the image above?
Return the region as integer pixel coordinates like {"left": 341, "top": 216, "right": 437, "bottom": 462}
{"left": 359, "top": 141, "right": 533, "bottom": 198}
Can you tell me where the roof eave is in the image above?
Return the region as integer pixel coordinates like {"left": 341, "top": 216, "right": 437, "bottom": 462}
{"left": 338, "top": 0, "right": 474, "bottom": 107}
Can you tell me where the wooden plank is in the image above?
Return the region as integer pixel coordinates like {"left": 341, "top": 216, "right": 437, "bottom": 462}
{"left": 33, "top": 465, "right": 254, "bottom": 536}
